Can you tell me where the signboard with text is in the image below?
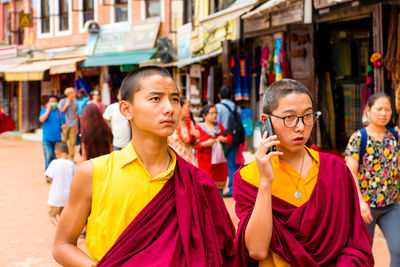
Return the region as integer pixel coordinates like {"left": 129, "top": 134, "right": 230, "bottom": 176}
{"left": 125, "top": 17, "right": 161, "bottom": 51}
{"left": 94, "top": 23, "right": 131, "bottom": 54}
{"left": 177, "top": 23, "right": 192, "bottom": 60}
{"left": 314, "top": 0, "right": 352, "bottom": 9}
{"left": 244, "top": 15, "right": 270, "bottom": 34}
{"left": 271, "top": 1, "right": 303, "bottom": 27}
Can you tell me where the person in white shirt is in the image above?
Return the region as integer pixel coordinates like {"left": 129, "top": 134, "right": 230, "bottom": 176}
{"left": 103, "top": 90, "right": 131, "bottom": 150}
{"left": 45, "top": 141, "right": 75, "bottom": 226}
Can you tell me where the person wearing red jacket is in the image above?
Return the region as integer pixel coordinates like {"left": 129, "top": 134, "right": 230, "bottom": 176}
{"left": 195, "top": 104, "right": 232, "bottom": 189}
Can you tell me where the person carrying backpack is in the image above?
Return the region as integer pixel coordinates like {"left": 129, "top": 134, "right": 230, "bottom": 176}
{"left": 216, "top": 85, "right": 245, "bottom": 197}
{"left": 345, "top": 92, "right": 400, "bottom": 267}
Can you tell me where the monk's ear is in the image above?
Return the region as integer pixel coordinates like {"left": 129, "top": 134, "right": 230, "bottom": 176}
{"left": 260, "top": 114, "right": 269, "bottom": 123}
{"left": 119, "top": 101, "right": 133, "bottom": 121}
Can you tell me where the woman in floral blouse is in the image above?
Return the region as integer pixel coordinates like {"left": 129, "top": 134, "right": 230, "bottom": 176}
{"left": 345, "top": 92, "right": 400, "bottom": 266}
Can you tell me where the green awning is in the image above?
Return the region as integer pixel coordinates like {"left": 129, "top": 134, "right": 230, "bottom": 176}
{"left": 82, "top": 49, "right": 157, "bottom": 67}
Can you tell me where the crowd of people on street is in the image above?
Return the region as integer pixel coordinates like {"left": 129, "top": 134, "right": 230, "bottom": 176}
{"left": 35, "top": 66, "right": 400, "bottom": 266}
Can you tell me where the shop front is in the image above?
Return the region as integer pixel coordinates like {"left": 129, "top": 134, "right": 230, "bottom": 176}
{"left": 0, "top": 55, "right": 27, "bottom": 127}
{"left": 314, "top": 1, "right": 400, "bottom": 152}
{"left": 5, "top": 57, "right": 86, "bottom": 131}
{"left": 242, "top": 0, "right": 313, "bottom": 148}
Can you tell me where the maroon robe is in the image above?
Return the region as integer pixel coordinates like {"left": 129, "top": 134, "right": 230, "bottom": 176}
{"left": 97, "top": 153, "right": 236, "bottom": 266}
{"left": 233, "top": 152, "right": 374, "bottom": 267}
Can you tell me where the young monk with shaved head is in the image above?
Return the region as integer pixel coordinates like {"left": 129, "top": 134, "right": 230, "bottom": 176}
{"left": 53, "top": 66, "right": 236, "bottom": 266}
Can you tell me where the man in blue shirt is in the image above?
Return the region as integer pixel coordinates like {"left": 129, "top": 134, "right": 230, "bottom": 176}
{"left": 215, "top": 85, "right": 241, "bottom": 196}
{"left": 39, "top": 95, "right": 66, "bottom": 174}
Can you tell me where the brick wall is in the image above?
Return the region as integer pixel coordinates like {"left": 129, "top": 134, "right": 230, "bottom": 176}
{"left": 34, "top": 0, "right": 172, "bottom": 50}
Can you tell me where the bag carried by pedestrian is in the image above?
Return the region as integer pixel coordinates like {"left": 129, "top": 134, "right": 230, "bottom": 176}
{"left": 220, "top": 103, "right": 245, "bottom": 146}
{"left": 211, "top": 141, "right": 227, "bottom": 164}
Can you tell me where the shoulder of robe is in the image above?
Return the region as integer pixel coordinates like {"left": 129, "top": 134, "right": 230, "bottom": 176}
{"left": 239, "top": 160, "right": 260, "bottom": 188}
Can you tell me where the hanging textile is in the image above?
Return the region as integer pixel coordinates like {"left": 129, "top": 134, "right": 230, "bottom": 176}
{"left": 325, "top": 72, "right": 336, "bottom": 148}
{"left": 255, "top": 46, "right": 262, "bottom": 102}
{"left": 279, "top": 33, "right": 292, "bottom": 79}
{"left": 259, "top": 47, "right": 269, "bottom": 96}
{"left": 230, "top": 52, "right": 256, "bottom": 101}
{"left": 384, "top": 9, "right": 400, "bottom": 113}
{"left": 274, "top": 38, "right": 283, "bottom": 81}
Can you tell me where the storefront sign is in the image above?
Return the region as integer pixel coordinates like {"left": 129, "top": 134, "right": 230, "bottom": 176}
{"left": 125, "top": 17, "right": 161, "bottom": 51}
{"left": 177, "top": 23, "right": 192, "bottom": 60}
{"left": 271, "top": 2, "right": 303, "bottom": 27}
{"left": 94, "top": 23, "right": 131, "bottom": 54}
{"left": 0, "top": 45, "right": 17, "bottom": 58}
{"left": 243, "top": 15, "right": 270, "bottom": 34}
{"left": 314, "top": 0, "right": 352, "bottom": 9}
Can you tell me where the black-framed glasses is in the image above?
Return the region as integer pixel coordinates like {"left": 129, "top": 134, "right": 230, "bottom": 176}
{"left": 269, "top": 111, "right": 322, "bottom": 128}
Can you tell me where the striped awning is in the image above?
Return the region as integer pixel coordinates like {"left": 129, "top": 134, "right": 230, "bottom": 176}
{"left": 5, "top": 57, "right": 86, "bottom": 81}
{"left": 0, "top": 57, "right": 28, "bottom": 73}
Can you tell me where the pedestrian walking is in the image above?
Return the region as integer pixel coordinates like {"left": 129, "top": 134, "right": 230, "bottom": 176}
{"left": 168, "top": 96, "right": 199, "bottom": 165}
{"left": 39, "top": 95, "right": 66, "bottom": 174}
{"left": 81, "top": 103, "right": 113, "bottom": 160}
{"left": 53, "top": 66, "right": 236, "bottom": 266}
{"left": 195, "top": 104, "right": 232, "bottom": 189}
{"left": 58, "top": 87, "right": 79, "bottom": 161}
{"left": 89, "top": 89, "right": 104, "bottom": 113}
{"left": 345, "top": 92, "right": 400, "bottom": 267}
{"left": 234, "top": 79, "right": 374, "bottom": 266}
{"left": 45, "top": 141, "right": 75, "bottom": 227}
{"left": 215, "top": 85, "right": 245, "bottom": 196}
{"left": 103, "top": 90, "right": 131, "bottom": 150}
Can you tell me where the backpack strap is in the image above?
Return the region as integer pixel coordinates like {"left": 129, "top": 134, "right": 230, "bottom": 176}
{"left": 387, "top": 127, "right": 399, "bottom": 143}
{"left": 220, "top": 102, "right": 233, "bottom": 114}
{"left": 359, "top": 128, "right": 367, "bottom": 166}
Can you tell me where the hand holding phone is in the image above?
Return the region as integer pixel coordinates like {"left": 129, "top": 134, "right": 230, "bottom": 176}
{"left": 260, "top": 117, "right": 277, "bottom": 154}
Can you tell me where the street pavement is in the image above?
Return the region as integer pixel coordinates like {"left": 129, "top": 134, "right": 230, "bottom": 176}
{"left": 0, "top": 138, "right": 390, "bottom": 266}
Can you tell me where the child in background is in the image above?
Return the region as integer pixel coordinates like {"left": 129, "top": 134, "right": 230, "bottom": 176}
{"left": 45, "top": 141, "right": 75, "bottom": 226}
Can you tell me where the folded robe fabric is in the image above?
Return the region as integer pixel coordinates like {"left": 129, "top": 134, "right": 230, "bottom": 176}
{"left": 233, "top": 152, "right": 374, "bottom": 267}
{"left": 97, "top": 153, "right": 236, "bottom": 266}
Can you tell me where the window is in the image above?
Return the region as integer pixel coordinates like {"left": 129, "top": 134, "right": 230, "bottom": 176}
{"left": 115, "top": 0, "right": 128, "bottom": 22}
{"left": 145, "top": 0, "right": 161, "bottom": 18}
{"left": 41, "top": 0, "right": 51, "bottom": 33}
{"left": 83, "top": 0, "right": 94, "bottom": 25}
{"left": 59, "top": 0, "right": 69, "bottom": 31}
{"left": 209, "top": 0, "right": 234, "bottom": 14}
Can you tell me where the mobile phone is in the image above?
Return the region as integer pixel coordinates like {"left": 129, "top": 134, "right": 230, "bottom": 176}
{"left": 260, "top": 117, "right": 277, "bottom": 154}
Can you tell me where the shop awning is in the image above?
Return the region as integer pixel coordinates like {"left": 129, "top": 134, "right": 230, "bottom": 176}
{"left": 171, "top": 49, "right": 222, "bottom": 68}
{"left": 82, "top": 49, "right": 157, "bottom": 67}
{"left": 0, "top": 57, "right": 28, "bottom": 73}
{"left": 200, "top": 0, "right": 259, "bottom": 29}
{"left": 242, "top": 0, "right": 285, "bottom": 19}
{"left": 49, "top": 57, "right": 87, "bottom": 75}
{"left": 5, "top": 57, "right": 87, "bottom": 81}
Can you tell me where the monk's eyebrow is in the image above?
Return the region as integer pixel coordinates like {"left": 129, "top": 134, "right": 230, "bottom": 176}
{"left": 170, "top": 92, "right": 180, "bottom": 97}
{"left": 281, "top": 107, "right": 313, "bottom": 114}
{"left": 147, "top": 91, "right": 163, "bottom": 96}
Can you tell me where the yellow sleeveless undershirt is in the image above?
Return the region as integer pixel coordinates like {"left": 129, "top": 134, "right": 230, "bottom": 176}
{"left": 240, "top": 146, "right": 320, "bottom": 267}
{"left": 86, "top": 143, "right": 176, "bottom": 261}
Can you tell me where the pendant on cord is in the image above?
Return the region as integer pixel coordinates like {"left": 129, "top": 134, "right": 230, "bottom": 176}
{"left": 294, "top": 191, "right": 302, "bottom": 199}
